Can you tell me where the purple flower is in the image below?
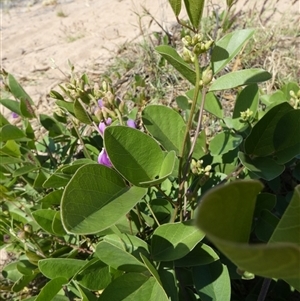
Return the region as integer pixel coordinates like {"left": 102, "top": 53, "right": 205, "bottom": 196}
{"left": 98, "top": 99, "right": 104, "bottom": 108}
{"left": 99, "top": 118, "right": 112, "bottom": 136}
{"left": 127, "top": 119, "right": 136, "bottom": 129}
{"left": 12, "top": 112, "right": 19, "bottom": 119}
{"left": 98, "top": 148, "right": 112, "bottom": 167}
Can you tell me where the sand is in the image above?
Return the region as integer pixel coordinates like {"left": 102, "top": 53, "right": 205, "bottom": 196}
{"left": 1, "top": 0, "right": 298, "bottom": 118}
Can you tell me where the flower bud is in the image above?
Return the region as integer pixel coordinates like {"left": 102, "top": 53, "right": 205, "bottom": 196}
{"left": 127, "top": 119, "right": 136, "bottom": 129}
{"left": 99, "top": 118, "right": 112, "bottom": 136}
{"left": 182, "top": 35, "right": 192, "bottom": 47}
{"left": 202, "top": 68, "right": 213, "bottom": 85}
{"left": 182, "top": 47, "right": 193, "bottom": 63}
{"left": 98, "top": 148, "right": 112, "bottom": 167}
{"left": 204, "top": 40, "right": 214, "bottom": 50}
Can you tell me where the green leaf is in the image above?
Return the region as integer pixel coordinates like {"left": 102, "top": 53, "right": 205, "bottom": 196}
{"left": 73, "top": 99, "right": 92, "bottom": 124}
{"left": 142, "top": 105, "right": 186, "bottom": 155}
{"left": 76, "top": 260, "right": 111, "bottom": 290}
{"left": 52, "top": 211, "right": 67, "bottom": 236}
{"left": 38, "top": 258, "right": 86, "bottom": 280}
{"left": 209, "top": 131, "right": 242, "bottom": 156}
{"left": 39, "top": 114, "right": 63, "bottom": 137}
{"left": 35, "top": 277, "right": 68, "bottom": 301}
{"left": 168, "top": 0, "right": 181, "bottom": 16}
{"left": 0, "top": 124, "right": 26, "bottom": 141}
{"left": 12, "top": 164, "right": 39, "bottom": 177}
{"left": 104, "top": 126, "right": 175, "bottom": 187}
{"left": 43, "top": 169, "right": 72, "bottom": 188}
{"left": 238, "top": 152, "right": 284, "bottom": 181}
{"left": 55, "top": 100, "right": 75, "bottom": 115}
{"left": 270, "top": 186, "right": 300, "bottom": 246}
{"left": 61, "top": 164, "right": 146, "bottom": 234}
{"left": 272, "top": 109, "right": 300, "bottom": 164}
{"left": 0, "top": 140, "right": 21, "bottom": 157}
{"left": 193, "top": 261, "right": 231, "bottom": 301}
{"left": 7, "top": 74, "right": 33, "bottom": 104}
{"left": 32, "top": 209, "right": 58, "bottom": 235}
{"left": 233, "top": 84, "right": 259, "bottom": 118}
{"left": 0, "top": 98, "right": 21, "bottom": 116}
{"left": 195, "top": 180, "right": 300, "bottom": 288}
{"left": 156, "top": 45, "right": 196, "bottom": 84}
{"left": 99, "top": 273, "right": 169, "bottom": 301}
{"left": 196, "top": 180, "right": 263, "bottom": 243}
{"left": 209, "top": 69, "right": 271, "bottom": 91}
{"left": 174, "top": 242, "right": 219, "bottom": 267}
{"left": 12, "top": 274, "right": 37, "bottom": 293}
{"left": 95, "top": 234, "right": 148, "bottom": 273}
{"left": 20, "top": 97, "right": 35, "bottom": 118}
{"left": 255, "top": 209, "right": 279, "bottom": 242}
{"left": 150, "top": 199, "right": 173, "bottom": 225}
{"left": 183, "top": 0, "right": 205, "bottom": 29}
{"left": 186, "top": 89, "right": 224, "bottom": 119}
{"left": 151, "top": 220, "right": 205, "bottom": 261}
{"left": 244, "top": 102, "right": 294, "bottom": 157}
{"left": 212, "top": 29, "right": 255, "bottom": 74}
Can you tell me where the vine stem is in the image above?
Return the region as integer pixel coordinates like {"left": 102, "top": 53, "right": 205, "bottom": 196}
{"left": 177, "top": 52, "right": 202, "bottom": 215}
{"left": 71, "top": 118, "right": 92, "bottom": 160}
{"left": 257, "top": 278, "right": 272, "bottom": 301}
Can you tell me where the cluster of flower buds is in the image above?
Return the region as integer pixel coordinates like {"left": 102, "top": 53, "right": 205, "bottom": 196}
{"left": 94, "top": 81, "right": 125, "bottom": 122}
{"left": 191, "top": 159, "right": 212, "bottom": 176}
{"left": 182, "top": 33, "right": 214, "bottom": 61}
{"left": 240, "top": 108, "right": 253, "bottom": 121}
{"left": 289, "top": 89, "right": 300, "bottom": 109}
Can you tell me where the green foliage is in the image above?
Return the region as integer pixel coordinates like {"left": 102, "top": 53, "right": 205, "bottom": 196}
{"left": 1, "top": 1, "right": 300, "bottom": 301}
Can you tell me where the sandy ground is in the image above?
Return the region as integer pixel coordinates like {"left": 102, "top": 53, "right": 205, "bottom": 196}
{"left": 1, "top": 0, "right": 298, "bottom": 118}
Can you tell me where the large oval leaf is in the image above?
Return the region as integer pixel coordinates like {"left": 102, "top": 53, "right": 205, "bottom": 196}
{"left": 35, "top": 277, "right": 68, "bottom": 301}
{"left": 99, "top": 273, "right": 169, "bottom": 301}
{"left": 151, "top": 220, "right": 205, "bottom": 261}
{"left": 104, "top": 126, "right": 175, "bottom": 187}
{"left": 142, "top": 105, "right": 185, "bottom": 155}
{"left": 61, "top": 164, "right": 147, "bottom": 234}
{"left": 39, "top": 258, "right": 86, "bottom": 280}
{"left": 193, "top": 261, "right": 231, "bottom": 301}
{"left": 209, "top": 69, "right": 271, "bottom": 91}
{"left": 156, "top": 45, "right": 196, "bottom": 85}
{"left": 195, "top": 181, "right": 300, "bottom": 290}
{"left": 212, "top": 29, "right": 255, "bottom": 74}
{"left": 95, "top": 233, "right": 149, "bottom": 273}
{"left": 245, "top": 102, "right": 294, "bottom": 157}
{"left": 209, "top": 131, "right": 242, "bottom": 156}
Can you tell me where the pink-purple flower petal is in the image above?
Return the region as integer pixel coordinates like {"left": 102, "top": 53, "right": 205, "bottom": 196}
{"left": 127, "top": 119, "right": 136, "bottom": 129}
{"left": 98, "top": 148, "right": 112, "bottom": 167}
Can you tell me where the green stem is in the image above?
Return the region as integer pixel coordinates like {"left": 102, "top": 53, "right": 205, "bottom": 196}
{"left": 178, "top": 53, "right": 202, "bottom": 212}
{"left": 145, "top": 201, "right": 160, "bottom": 226}
{"left": 71, "top": 119, "right": 92, "bottom": 160}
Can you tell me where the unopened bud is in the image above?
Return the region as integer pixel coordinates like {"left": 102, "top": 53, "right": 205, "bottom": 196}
{"left": 204, "top": 40, "right": 214, "bottom": 50}
{"left": 202, "top": 68, "right": 213, "bottom": 85}
{"left": 182, "top": 35, "right": 192, "bottom": 47}
{"left": 182, "top": 47, "right": 193, "bottom": 63}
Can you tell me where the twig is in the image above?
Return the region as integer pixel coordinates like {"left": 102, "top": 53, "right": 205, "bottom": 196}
{"left": 257, "top": 278, "right": 272, "bottom": 301}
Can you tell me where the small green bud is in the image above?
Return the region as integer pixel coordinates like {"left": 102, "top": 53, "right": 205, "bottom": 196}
{"left": 182, "top": 35, "right": 192, "bottom": 47}
{"left": 202, "top": 68, "right": 213, "bottom": 85}
{"left": 182, "top": 47, "right": 193, "bottom": 63}
{"left": 204, "top": 40, "right": 214, "bottom": 50}
{"left": 102, "top": 81, "right": 107, "bottom": 92}
{"left": 24, "top": 224, "right": 32, "bottom": 233}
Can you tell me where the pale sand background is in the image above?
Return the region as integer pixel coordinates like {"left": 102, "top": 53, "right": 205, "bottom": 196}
{"left": 1, "top": 0, "right": 298, "bottom": 118}
{"left": 0, "top": 0, "right": 299, "bottom": 272}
